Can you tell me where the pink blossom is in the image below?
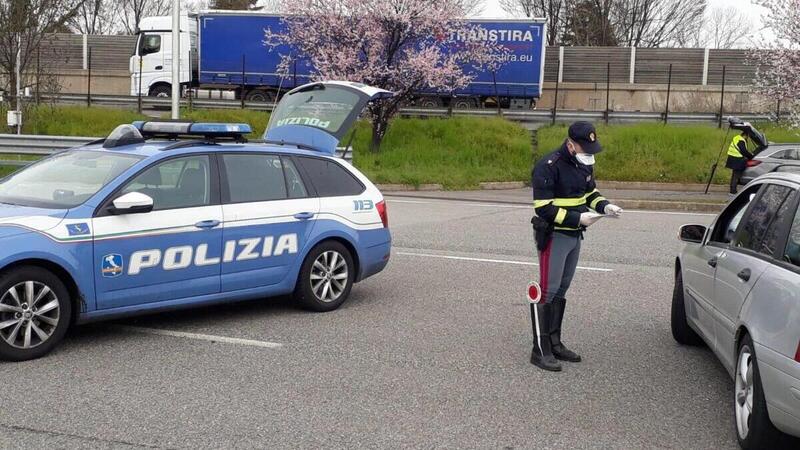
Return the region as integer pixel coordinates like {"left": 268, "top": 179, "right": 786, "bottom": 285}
{"left": 264, "top": 0, "right": 509, "bottom": 150}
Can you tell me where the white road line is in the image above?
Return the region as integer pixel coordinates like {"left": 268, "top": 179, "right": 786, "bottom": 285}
{"left": 395, "top": 251, "right": 613, "bottom": 272}
{"left": 386, "top": 196, "right": 717, "bottom": 216}
{"left": 116, "top": 326, "right": 283, "bottom": 348}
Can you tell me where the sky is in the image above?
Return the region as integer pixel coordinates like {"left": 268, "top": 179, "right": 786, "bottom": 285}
{"left": 479, "top": 0, "right": 774, "bottom": 45}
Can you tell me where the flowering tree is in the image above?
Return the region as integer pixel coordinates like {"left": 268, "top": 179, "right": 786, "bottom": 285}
{"left": 753, "top": 0, "right": 800, "bottom": 125}
{"left": 265, "top": 0, "right": 507, "bottom": 151}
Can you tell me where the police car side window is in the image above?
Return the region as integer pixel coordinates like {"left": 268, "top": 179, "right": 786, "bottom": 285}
{"left": 296, "top": 157, "right": 364, "bottom": 197}
{"left": 223, "top": 154, "right": 288, "bottom": 203}
{"left": 281, "top": 157, "right": 308, "bottom": 199}
{"left": 121, "top": 155, "right": 210, "bottom": 211}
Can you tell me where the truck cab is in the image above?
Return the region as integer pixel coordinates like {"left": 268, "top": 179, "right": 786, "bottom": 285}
{"left": 130, "top": 15, "right": 196, "bottom": 97}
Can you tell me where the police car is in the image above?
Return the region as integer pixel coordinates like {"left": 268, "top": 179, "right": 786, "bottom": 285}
{"left": 0, "top": 81, "right": 392, "bottom": 361}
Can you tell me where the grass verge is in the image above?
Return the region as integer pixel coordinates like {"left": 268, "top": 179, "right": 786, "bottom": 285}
{"left": 537, "top": 123, "right": 800, "bottom": 185}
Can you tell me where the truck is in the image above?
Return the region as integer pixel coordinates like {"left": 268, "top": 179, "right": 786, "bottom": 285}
{"left": 130, "top": 11, "right": 546, "bottom": 109}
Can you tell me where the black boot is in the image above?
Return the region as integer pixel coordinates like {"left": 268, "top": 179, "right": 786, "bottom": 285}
{"left": 550, "top": 297, "right": 581, "bottom": 362}
{"left": 530, "top": 303, "right": 562, "bottom": 372}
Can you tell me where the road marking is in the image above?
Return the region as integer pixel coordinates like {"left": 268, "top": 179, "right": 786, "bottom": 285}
{"left": 395, "top": 251, "right": 613, "bottom": 272}
{"left": 116, "top": 326, "right": 283, "bottom": 348}
{"left": 386, "top": 196, "right": 717, "bottom": 216}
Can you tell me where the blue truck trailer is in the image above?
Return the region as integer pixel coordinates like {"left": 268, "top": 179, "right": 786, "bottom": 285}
{"left": 131, "top": 12, "right": 546, "bottom": 108}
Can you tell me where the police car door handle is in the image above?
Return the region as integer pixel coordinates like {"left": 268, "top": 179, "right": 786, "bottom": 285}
{"left": 294, "top": 212, "right": 315, "bottom": 220}
{"left": 708, "top": 256, "right": 718, "bottom": 268}
{"left": 194, "top": 219, "right": 220, "bottom": 229}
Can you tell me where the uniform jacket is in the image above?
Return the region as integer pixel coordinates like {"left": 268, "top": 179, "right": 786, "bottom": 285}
{"left": 726, "top": 134, "right": 754, "bottom": 171}
{"left": 532, "top": 143, "right": 610, "bottom": 234}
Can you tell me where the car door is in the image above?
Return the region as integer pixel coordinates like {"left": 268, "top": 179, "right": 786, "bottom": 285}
{"left": 219, "top": 152, "right": 319, "bottom": 291}
{"left": 712, "top": 183, "right": 797, "bottom": 369}
{"left": 685, "top": 187, "right": 758, "bottom": 341}
{"left": 92, "top": 154, "right": 223, "bottom": 309}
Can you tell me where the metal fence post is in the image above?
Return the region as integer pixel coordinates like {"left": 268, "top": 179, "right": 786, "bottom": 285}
{"left": 718, "top": 65, "right": 726, "bottom": 128}
{"left": 241, "top": 54, "right": 246, "bottom": 109}
{"left": 776, "top": 98, "right": 782, "bottom": 123}
{"left": 492, "top": 70, "right": 501, "bottom": 116}
{"left": 552, "top": 76, "right": 560, "bottom": 125}
{"left": 604, "top": 62, "right": 610, "bottom": 124}
{"left": 137, "top": 56, "right": 143, "bottom": 114}
{"left": 87, "top": 46, "right": 92, "bottom": 108}
{"left": 664, "top": 63, "right": 672, "bottom": 124}
{"left": 35, "top": 46, "right": 40, "bottom": 106}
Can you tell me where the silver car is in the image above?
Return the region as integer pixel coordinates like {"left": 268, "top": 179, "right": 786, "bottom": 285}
{"left": 741, "top": 144, "right": 800, "bottom": 185}
{"left": 673, "top": 173, "right": 800, "bottom": 449}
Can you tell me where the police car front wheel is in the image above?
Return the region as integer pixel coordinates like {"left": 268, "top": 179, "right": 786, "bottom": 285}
{"left": 296, "top": 242, "right": 354, "bottom": 312}
{"left": 0, "top": 267, "right": 72, "bottom": 361}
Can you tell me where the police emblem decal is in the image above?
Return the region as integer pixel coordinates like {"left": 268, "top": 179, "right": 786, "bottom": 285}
{"left": 101, "top": 254, "right": 124, "bottom": 278}
{"left": 66, "top": 223, "right": 90, "bottom": 236}
{"left": 589, "top": 132, "right": 596, "bottom": 142}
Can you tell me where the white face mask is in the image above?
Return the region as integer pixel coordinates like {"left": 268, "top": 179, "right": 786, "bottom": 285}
{"left": 575, "top": 153, "right": 595, "bottom": 166}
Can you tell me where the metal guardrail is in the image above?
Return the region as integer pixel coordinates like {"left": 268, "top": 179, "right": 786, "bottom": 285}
{"left": 0, "top": 133, "right": 353, "bottom": 168}
{"left": 36, "top": 93, "right": 773, "bottom": 124}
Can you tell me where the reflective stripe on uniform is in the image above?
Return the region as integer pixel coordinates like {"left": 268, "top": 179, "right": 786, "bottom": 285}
{"left": 554, "top": 225, "right": 581, "bottom": 231}
{"left": 554, "top": 208, "right": 567, "bottom": 224}
{"left": 589, "top": 193, "right": 607, "bottom": 209}
{"left": 533, "top": 199, "right": 554, "bottom": 208}
{"left": 728, "top": 135, "right": 747, "bottom": 158}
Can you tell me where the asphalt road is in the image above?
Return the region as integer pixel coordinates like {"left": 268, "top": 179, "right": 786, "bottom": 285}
{"left": 0, "top": 197, "right": 743, "bottom": 449}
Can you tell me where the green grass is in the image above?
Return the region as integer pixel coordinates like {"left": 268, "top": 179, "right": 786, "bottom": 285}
{"left": 3, "top": 105, "right": 800, "bottom": 187}
{"left": 537, "top": 122, "right": 800, "bottom": 185}
{"left": 352, "top": 116, "right": 532, "bottom": 189}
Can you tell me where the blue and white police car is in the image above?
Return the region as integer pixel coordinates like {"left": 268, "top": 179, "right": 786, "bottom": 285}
{"left": 0, "top": 81, "right": 392, "bottom": 361}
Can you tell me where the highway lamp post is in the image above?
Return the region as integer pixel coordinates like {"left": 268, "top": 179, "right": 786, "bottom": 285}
{"left": 171, "top": 0, "right": 180, "bottom": 119}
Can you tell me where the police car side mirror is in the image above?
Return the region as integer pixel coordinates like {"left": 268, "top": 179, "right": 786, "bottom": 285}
{"left": 679, "top": 224, "right": 707, "bottom": 244}
{"left": 109, "top": 192, "right": 154, "bottom": 215}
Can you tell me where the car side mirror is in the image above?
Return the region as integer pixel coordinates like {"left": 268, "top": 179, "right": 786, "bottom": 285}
{"left": 109, "top": 192, "right": 154, "bottom": 215}
{"left": 679, "top": 224, "right": 707, "bottom": 243}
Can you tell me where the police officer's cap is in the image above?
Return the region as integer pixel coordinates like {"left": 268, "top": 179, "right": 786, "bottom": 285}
{"left": 568, "top": 121, "right": 602, "bottom": 155}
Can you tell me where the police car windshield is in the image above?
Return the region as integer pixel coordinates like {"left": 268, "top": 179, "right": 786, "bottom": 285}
{"left": 0, "top": 150, "right": 142, "bottom": 209}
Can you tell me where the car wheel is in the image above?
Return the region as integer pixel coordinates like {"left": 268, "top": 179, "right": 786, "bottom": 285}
{"left": 670, "top": 267, "right": 703, "bottom": 345}
{"left": 735, "top": 334, "right": 789, "bottom": 449}
{"left": 0, "top": 267, "right": 72, "bottom": 361}
{"left": 295, "top": 241, "right": 355, "bottom": 312}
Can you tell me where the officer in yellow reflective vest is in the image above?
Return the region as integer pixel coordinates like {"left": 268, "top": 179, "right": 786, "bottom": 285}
{"left": 529, "top": 122, "right": 623, "bottom": 372}
{"left": 726, "top": 131, "right": 754, "bottom": 194}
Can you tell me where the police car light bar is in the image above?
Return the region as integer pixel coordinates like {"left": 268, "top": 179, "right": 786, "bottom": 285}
{"left": 131, "top": 121, "right": 252, "bottom": 140}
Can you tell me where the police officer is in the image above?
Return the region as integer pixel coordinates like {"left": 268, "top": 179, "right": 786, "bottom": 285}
{"left": 726, "top": 130, "right": 754, "bottom": 195}
{"left": 529, "top": 122, "right": 622, "bottom": 372}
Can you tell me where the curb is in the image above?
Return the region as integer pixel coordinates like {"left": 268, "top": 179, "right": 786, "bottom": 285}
{"left": 377, "top": 180, "right": 727, "bottom": 193}
{"left": 384, "top": 193, "right": 726, "bottom": 213}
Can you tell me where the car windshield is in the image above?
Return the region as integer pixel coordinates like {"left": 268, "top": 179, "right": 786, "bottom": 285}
{"left": 0, "top": 150, "right": 142, "bottom": 209}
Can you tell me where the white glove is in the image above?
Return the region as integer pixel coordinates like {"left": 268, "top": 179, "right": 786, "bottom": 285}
{"left": 605, "top": 204, "right": 624, "bottom": 217}
{"left": 580, "top": 212, "right": 604, "bottom": 227}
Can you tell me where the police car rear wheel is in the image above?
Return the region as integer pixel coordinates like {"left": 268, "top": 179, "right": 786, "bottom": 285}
{"left": 0, "top": 267, "right": 71, "bottom": 361}
{"left": 296, "top": 242, "right": 354, "bottom": 312}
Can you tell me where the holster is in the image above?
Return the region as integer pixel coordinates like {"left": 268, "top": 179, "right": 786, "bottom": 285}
{"left": 531, "top": 216, "right": 554, "bottom": 251}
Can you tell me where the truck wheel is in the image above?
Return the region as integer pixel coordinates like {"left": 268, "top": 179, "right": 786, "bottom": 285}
{"left": 671, "top": 267, "right": 703, "bottom": 346}
{"left": 419, "top": 97, "right": 443, "bottom": 108}
{"left": 245, "top": 90, "right": 274, "bottom": 103}
{"left": 149, "top": 85, "right": 171, "bottom": 98}
{"left": 453, "top": 98, "right": 475, "bottom": 109}
{"left": 295, "top": 241, "right": 355, "bottom": 312}
{"left": 0, "top": 267, "right": 72, "bottom": 361}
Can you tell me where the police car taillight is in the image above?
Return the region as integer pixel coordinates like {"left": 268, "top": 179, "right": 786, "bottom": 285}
{"left": 376, "top": 200, "right": 388, "bottom": 228}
